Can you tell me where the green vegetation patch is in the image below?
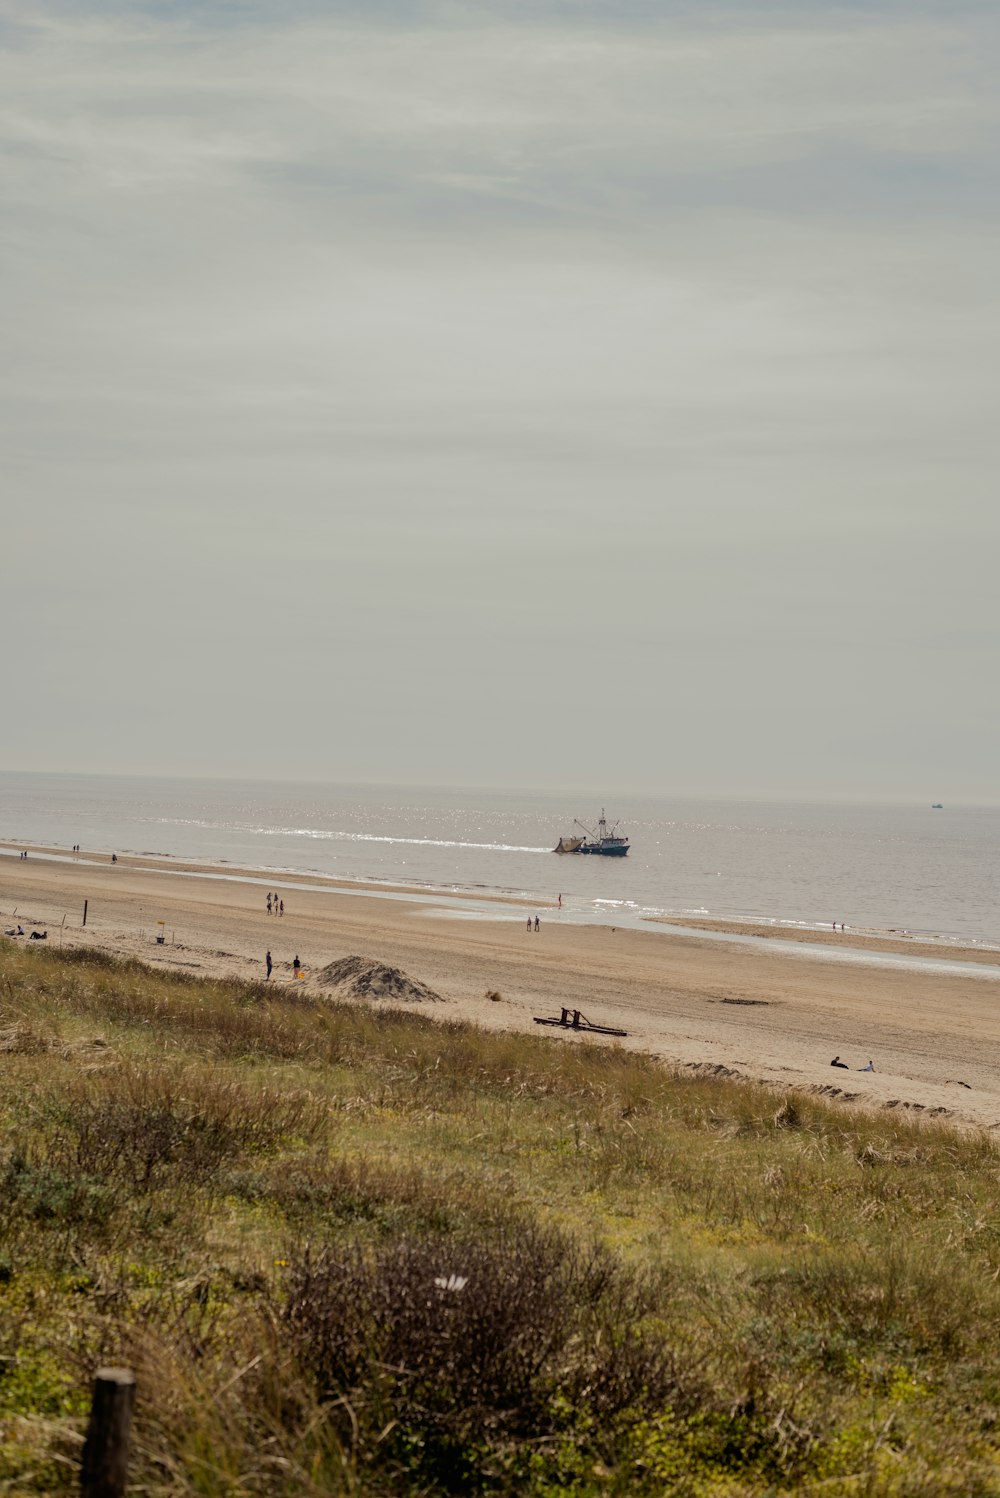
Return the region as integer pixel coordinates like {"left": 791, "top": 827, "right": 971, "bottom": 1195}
{"left": 1, "top": 939, "right": 1000, "bottom": 1495}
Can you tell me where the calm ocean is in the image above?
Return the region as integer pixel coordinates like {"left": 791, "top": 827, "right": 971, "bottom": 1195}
{"left": 1, "top": 772, "right": 997, "bottom": 946}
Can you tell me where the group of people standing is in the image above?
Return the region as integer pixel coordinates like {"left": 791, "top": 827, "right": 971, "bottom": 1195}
{"left": 264, "top": 891, "right": 293, "bottom": 980}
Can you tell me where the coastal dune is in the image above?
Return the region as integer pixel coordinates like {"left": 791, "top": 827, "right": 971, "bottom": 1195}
{"left": 3, "top": 845, "right": 1000, "bottom": 1129}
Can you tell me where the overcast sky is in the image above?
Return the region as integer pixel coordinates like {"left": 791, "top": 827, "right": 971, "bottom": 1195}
{"left": 2, "top": 1, "right": 998, "bottom": 799}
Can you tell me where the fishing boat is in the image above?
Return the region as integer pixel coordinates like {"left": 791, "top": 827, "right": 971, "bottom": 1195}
{"left": 575, "top": 810, "right": 629, "bottom": 857}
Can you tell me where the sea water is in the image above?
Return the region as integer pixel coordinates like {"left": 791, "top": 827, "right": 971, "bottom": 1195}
{"left": 1, "top": 771, "right": 997, "bottom": 946}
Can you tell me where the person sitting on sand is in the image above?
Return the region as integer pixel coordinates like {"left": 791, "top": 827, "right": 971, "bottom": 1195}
{"left": 858, "top": 1059, "right": 875, "bottom": 1072}
{"left": 830, "top": 1056, "right": 849, "bottom": 1069}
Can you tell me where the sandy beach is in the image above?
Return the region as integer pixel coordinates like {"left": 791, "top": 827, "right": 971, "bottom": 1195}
{"left": 3, "top": 844, "right": 1000, "bottom": 1130}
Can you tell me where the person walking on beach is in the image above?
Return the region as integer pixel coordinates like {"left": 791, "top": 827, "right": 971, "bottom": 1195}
{"left": 534, "top": 915, "right": 540, "bottom": 932}
{"left": 265, "top": 949, "right": 272, "bottom": 979}
{"left": 279, "top": 899, "right": 284, "bottom": 917}
{"left": 527, "top": 915, "right": 532, "bottom": 932}
{"left": 267, "top": 893, "right": 272, "bottom": 915}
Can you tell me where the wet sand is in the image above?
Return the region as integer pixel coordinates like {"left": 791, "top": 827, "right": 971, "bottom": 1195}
{"left": 3, "top": 846, "right": 999, "bottom": 1131}
{"left": 649, "top": 915, "right": 1000, "bottom": 966}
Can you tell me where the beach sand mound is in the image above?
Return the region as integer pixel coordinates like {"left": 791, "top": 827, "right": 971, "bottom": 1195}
{"left": 317, "top": 956, "right": 447, "bottom": 1004}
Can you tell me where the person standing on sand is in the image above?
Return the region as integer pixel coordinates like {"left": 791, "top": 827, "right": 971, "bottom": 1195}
{"left": 279, "top": 899, "right": 284, "bottom": 917}
{"left": 293, "top": 955, "right": 301, "bottom": 977}
{"left": 267, "top": 893, "right": 272, "bottom": 915}
{"left": 265, "top": 949, "right": 272, "bottom": 979}
{"left": 534, "top": 915, "right": 540, "bottom": 932}
{"left": 527, "top": 915, "right": 532, "bottom": 932}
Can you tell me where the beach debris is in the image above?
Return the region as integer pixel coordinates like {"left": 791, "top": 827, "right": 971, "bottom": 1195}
{"left": 0, "top": 1024, "right": 50, "bottom": 1055}
{"left": 485, "top": 989, "right": 503, "bottom": 1002}
{"left": 883, "top": 1098, "right": 952, "bottom": 1117}
{"left": 533, "top": 1007, "right": 627, "bottom": 1038}
{"left": 57, "top": 1036, "right": 116, "bottom": 1070}
{"left": 719, "top": 997, "right": 770, "bottom": 1006}
{"left": 434, "top": 1274, "right": 468, "bottom": 1292}
{"left": 773, "top": 1099, "right": 802, "bottom": 1129}
{"left": 0, "top": 1026, "right": 114, "bottom": 1067}
{"left": 317, "top": 955, "right": 447, "bottom": 1003}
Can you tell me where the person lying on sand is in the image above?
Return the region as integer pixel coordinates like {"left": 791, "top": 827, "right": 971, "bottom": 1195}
{"left": 4, "top": 926, "right": 25, "bottom": 937}
{"left": 858, "top": 1059, "right": 875, "bottom": 1072}
{"left": 830, "top": 1056, "right": 849, "bottom": 1069}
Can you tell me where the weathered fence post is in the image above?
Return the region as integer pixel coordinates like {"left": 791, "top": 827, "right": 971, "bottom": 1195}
{"left": 80, "top": 1367, "right": 135, "bottom": 1497}
{"left": 82, "top": 900, "right": 88, "bottom": 928}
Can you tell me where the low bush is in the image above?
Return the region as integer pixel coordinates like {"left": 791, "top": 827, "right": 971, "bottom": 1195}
{"left": 283, "top": 1220, "right": 685, "bottom": 1485}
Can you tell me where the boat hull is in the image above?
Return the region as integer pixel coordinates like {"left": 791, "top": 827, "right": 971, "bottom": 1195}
{"left": 579, "top": 842, "right": 629, "bottom": 856}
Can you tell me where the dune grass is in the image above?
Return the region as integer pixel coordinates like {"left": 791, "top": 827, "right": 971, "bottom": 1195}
{"left": 1, "top": 939, "right": 1000, "bottom": 1494}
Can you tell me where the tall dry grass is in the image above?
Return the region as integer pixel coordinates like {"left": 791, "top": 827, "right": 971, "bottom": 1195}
{"left": 2, "top": 940, "right": 1000, "bottom": 1494}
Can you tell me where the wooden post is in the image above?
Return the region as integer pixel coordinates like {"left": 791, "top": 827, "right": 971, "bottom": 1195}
{"left": 80, "top": 1367, "right": 135, "bottom": 1498}
{"left": 82, "top": 900, "right": 88, "bottom": 928}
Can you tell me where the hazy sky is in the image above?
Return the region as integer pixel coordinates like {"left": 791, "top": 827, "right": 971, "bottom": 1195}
{"left": 3, "top": 1, "right": 998, "bottom": 799}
